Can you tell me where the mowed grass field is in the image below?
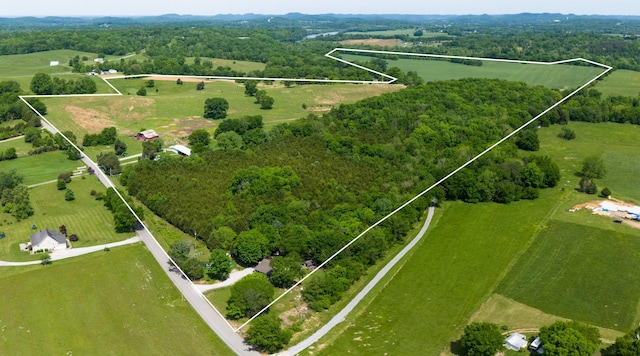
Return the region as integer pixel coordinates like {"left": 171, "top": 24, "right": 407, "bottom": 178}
{"left": 0, "top": 244, "right": 233, "bottom": 355}
{"left": 340, "top": 53, "right": 606, "bottom": 90}
{"left": 594, "top": 69, "right": 640, "bottom": 97}
{"left": 0, "top": 175, "right": 133, "bottom": 261}
{"left": 314, "top": 120, "right": 640, "bottom": 354}
{"left": 0, "top": 150, "right": 80, "bottom": 186}
{"left": 496, "top": 220, "right": 640, "bottom": 330}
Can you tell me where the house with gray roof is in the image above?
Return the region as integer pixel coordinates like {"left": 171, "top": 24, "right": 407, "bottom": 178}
{"left": 29, "top": 228, "right": 67, "bottom": 253}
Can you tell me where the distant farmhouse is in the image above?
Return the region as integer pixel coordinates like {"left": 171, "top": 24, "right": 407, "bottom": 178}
{"left": 49, "top": 61, "right": 60, "bottom": 66}
{"left": 135, "top": 129, "right": 159, "bottom": 142}
{"left": 28, "top": 228, "right": 68, "bottom": 253}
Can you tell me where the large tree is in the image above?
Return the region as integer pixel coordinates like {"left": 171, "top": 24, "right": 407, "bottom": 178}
{"left": 204, "top": 97, "right": 229, "bottom": 119}
{"left": 581, "top": 155, "right": 606, "bottom": 179}
{"left": 539, "top": 321, "right": 599, "bottom": 356}
{"left": 207, "top": 248, "right": 232, "bottom": 280}
{"left": 459, "top": 322, "right": 504, "bottom": 356}
{"left": 603, "top": 326, "right": 640, "bottom": 356}
{"left": 232, "top": 229, "right": 270, "bottom": 266}
{"left": 270, "top": 255, "right": 303, "bottom": 288}
{"left": 97, "top": 152, "right": 122, "bottom": 176}
{"left": 226, "top": 273, "right": 275, "bottom": 319}
{"left": 245, "top": 314, "right": 292, "bottom": 353}
{"left": 30, "top": 72, "right": 53, "bottom": 95}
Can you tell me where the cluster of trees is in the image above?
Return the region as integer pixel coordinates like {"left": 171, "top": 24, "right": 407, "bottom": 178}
{"left": 82, "top": 127, "right": 117, "bottom": 146}
{"left": 30, "top": 72, "right": 97, "bottom": 95}
{"left": 0, "top": 170, "right": 33, "bottom": 220}
{"left": 102, "top": 188, "right": 143, "bottom": 233}
{"left": 578, "top": 155, "right": 606, "bottom": 194}
{"left": 203, "top": 97, "right": 229, "bottom": 119}
{"left": 244, "top": 81, "right": 275, "bottom": 109}
{"left": 123, "top": 78, "right": 564, "bottom": 316}
{"left": 0, "top": 81, "right": 43, "bottom": 140}
{"left": 24, "top": 128, "right": 81, "bottom": 159}
{"left": 168, "top": 240, "right": 206, "bottom": 280}
{"left": 458, "top": 320, "right": 600, "bottom": 356}
{"left": 603, "top": 325, "right": 640, "bottom": 355}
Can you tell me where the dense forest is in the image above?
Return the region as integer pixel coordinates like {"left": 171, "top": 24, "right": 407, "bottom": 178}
{"left": 122, "top": 78, "right": 562, "bottom": 307}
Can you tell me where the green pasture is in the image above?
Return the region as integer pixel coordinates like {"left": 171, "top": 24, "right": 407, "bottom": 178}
{"left": 0, "top": 176, "right": 132, "bottom": 261}
{"left": 0, "top": 244, "right": 233, "bottom": 355}
{"left": 316, "top": 195, "right": 560, "bottom": 355}
{"left": 594, "top": 69, "right": 640, "bottom": 97}
{"left": 537, "top": 121, "right": 640, "bottom": 201}
{"left": 184, "top": 57, "right": 266, "bottom": 73}
{"left": 0, "top": 150, "right": 80, "bottom": 186}
{"left": 0, "top": 136, "right": 31, "bottom": 157}
{"left": 341, "top": 53, "right": 605, "bottom": 90}
{"left": 496, "top": 220, "right": 640, "bottom": 330}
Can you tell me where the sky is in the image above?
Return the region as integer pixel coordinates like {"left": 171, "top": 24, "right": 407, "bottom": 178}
{"left": 1, "top": 0, "right": 639, "bottom": 17}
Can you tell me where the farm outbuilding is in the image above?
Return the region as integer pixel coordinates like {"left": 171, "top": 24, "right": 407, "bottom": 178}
{"left": 504, "top": 333, "right": 528, "bottom": 351}
{"left": 29, "top": 228, "right": 67, "bottom": 253}
{"left": 135, "top": 129, "right": 159, "bottom": 141}
{"left": 49, "top": 61, "right": 60, "bottom": 66}
{"left": 168, "top": 144, "right": 191, "bottom": 156}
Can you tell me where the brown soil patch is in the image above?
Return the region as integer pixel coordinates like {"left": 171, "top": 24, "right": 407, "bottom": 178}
{"left": 341, "top": 38, "right": 402, "bottom": 47}
{"left": 163, "top": 117, "right": 217, "bottom": 139}
{"left": 65, "top": 105, "right": 116, "bottom": 133}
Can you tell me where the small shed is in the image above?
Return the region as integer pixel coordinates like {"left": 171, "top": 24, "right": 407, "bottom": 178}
{"left": 168, "top": 144, "right": 191, "bottom": 156}
{"left": 135, "top": 129, "right": 159, "bottom": 142}
{"left": 49, "top": 61, "right": 60, "bottom": 66}
{"left": 30, "top": 228, "right": 67, "bottom": 253}
{"left": 505, "top": 333, "right": 528, "bottom": 351}
{"left": 255, "top": 258, "right": 272, "bottom": 276}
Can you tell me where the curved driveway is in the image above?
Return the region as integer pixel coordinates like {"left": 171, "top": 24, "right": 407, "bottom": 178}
{"left": 282, "top": 206, "right": 435, "bottom": 355}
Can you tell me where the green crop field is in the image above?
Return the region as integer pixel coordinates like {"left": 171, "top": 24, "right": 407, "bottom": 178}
{"left": 0, "top": 150, "right": 80, "bottom": 186}
{"left": 496, "top": 220, "right": 640, "bottom": 331}
{"left": 0, "top": 244, "right": 233, "bottom": 355}
{"left": 340, "top": 53, "right": 606, "bottom": 90}
{"left": 345, "top": 29, "right": 450, "bottom": 38}
{"left": 0, "top": 175, "right": 133, "bottom": 261}
{"left": 594, "top": 69, "right": 640, "bottom": 97}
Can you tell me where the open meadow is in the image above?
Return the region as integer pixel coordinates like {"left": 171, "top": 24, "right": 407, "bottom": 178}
{"left": 593, "top": 69, "right": 640, "bottom": 97}
{"left": 0, "top": 244, "right": 233, "bottom": 355}
{"left": 0, "top": 150, "right": 80, "bottom": 186}
{"left": 0, "top": 175, "right": 133, "bottom": 261}
{"left": 312, "top": 119, "right": 640, "bottom": 354}
{"left": 340, "top": 53, "right": 606, "bottom": 90}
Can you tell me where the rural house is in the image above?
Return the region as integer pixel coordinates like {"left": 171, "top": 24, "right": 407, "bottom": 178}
{"left": 168, "top": 144, "right": 191, "bottom": 156}
{"left": 135, "top": 129, "right": 159, "bottom": 141}
{"left": 255, "top": 258, "right": 272, "bottom": 276}
{"left": 29, "top": 228, "right": 67, "bottom": 253}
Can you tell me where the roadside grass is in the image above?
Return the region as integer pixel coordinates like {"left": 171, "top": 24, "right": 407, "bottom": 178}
{"left": 594, "top": 69, "right": 640, "bottom": 97}
{"left": 537, "top": 121, "right": 640, "bottom": 201}
{"left": 340, "top": 53, "right": 605, "bottom": 90}
{"left": 315, "top": 196, "right": 559, "bottom": 355}
{"left": 0, "top": 244, "right": 234, "bottom": 355}
{"left": 469, "top": 294, "right": 624, "bottom": 343}
{"left": 0, "top": 150, "right": 80, "bottom": 186}
{"left": 0, "top": 175, "right": 133, "bottom": 261}
{"left": 495, "top": 220, "right": 640, "bottom": 331}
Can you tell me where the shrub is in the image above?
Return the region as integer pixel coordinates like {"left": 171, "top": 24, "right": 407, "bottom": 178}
{"left": 69, "top": 234, "right": 79, "bottom": 242}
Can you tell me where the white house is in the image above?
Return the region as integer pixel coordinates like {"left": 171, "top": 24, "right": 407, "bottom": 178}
{"left": 505, "top": 333, "right": 528, "bottom": 351}
{"left": 30, "top": 228, "right": 67, "bottom": 253}
{"left": 49, "top": 61, "right": 60, "bottom": 66}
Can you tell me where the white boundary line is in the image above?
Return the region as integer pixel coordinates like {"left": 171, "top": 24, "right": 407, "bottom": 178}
{"left": 17, "top": 50, "right": 612, "bottom": 339}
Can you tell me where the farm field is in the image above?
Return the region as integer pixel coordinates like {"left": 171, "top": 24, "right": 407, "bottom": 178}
{"left": 496, "top": 220, "right": 640, "bottom": 330}
{"left": 0, "top": 150, "right": 80, "bottom": 186}
{"left": 40, "top": 78, "right": 403, "bottom": 156}
{"left": 0, "top": 244, "right": 234, "bottom": 355}
{"left": 344, "top": 29, "right": 451, "bottom": 37}
{"left": 593, "top": 69, "right": 640, "bottom": 97}
{"left": 312, "top": 120, "right": 640, "bottom": 354}
{"left": 340, "top": 53, "right": 606, "bottom": 90}
{"left": 0, "top": 175, "right": 133, "bottom": 261}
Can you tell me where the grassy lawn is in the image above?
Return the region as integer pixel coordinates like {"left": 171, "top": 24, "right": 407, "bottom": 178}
{"left": 0, "top": 137, "right": 31, "bottom": 157}
{"left": 0, "top": 175, "right": 133, "bottom": 261}
{"left": 340, "top": 53, "right": 605, "bottom": 90}
{"left": 594, "top": 69, "right": 640, "bottom": 97}
{"left": 0, "top": 244, "right": 233, "bottom": 355}
{"left": 315, "top": 195, "right": 560, "bottom": 355}
{"left": 496, "top": 220, "right": 640, "bottom": 331}
{"left": 0, "top": 150, "right": 80, "bottom": 186}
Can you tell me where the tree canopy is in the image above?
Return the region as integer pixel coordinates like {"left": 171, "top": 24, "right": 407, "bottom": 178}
{"left": 459, "top": 322, "right": 504, "bottom": 356}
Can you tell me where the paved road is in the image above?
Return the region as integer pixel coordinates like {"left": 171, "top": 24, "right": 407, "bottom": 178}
{"left": 0, "top": 236, "right": 140, "bottom": 266}
{"left": 282, "top": 206, "right": 436, "bottom": 355}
